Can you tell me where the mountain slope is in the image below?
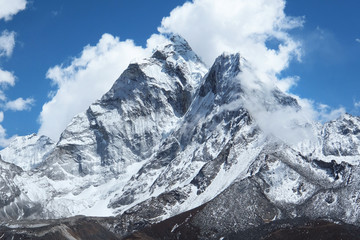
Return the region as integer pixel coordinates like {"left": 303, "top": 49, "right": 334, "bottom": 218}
{"left": 0, "top": 134, "right": 54, "bottom": 171}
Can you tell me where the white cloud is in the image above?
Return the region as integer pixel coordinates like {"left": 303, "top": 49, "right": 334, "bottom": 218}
{"left": 355, "top": 101, "right": 360, "bottom": 108}
{"left": 159, "top": 0, "right": 303, "bottom": 84}
{"left": 0, "top": 68, "right": 15, "bottom": 86}
{"left": 234, "top": 67, "right": 316, "bottom": 145}
{"left": 236, "top": 67, "right": 345, "bottom": 145}
{"left": 356, "top": 38, "right": 360, "bottom": 43}
{"left": 5, "top": 97, "right": 34, "bottom": 111}
{"left": 0, "top": 0, "right": 27, "bottom": 21}
{"left": 0, "top": 30, "right": 15, "bottom": 57}
{"left": 277, "top": 76, "right": 299, "bottom": 92}
{"left": 38, "top": 34, "right": 150, "bottom": 140}
{"left": 316, "top": 103, "right": 346, "bottom": 122}
{"left": 0, "top": 124, "right": 9, "bottom": 147}
{"left": 0, "top": 112, "right": 12, "bottom": 147}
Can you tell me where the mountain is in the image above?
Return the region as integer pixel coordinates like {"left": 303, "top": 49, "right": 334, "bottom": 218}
{"left": 0, "top": 34, "right": 360, "bottom": 239}
{"left": 0, "top": 134, "right": 54, "bottom": 171}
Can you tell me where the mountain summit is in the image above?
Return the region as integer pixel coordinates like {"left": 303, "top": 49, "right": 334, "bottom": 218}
{"left": 1, "top": 35, "right": 360, "bottom": 239}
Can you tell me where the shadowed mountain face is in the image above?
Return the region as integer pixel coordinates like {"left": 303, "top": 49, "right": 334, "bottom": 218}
{"left": 123, "top": 211, "right": 360, "bottom": 240}
{"left": 1, "top": 34, "right": 360, "bottom": 239}
{"left": 2, "top": 212, "right": 360, "bottom": 240}
{"left": 0, "top": 216, "right": 120, "bottom": 240}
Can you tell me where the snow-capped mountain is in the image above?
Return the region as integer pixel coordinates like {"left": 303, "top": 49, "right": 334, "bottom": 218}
{"left": 0, "top": 134, "right": 54, "bottom": 171}
{"left": 1, "top": 34, "right": 360, "bottom": 239}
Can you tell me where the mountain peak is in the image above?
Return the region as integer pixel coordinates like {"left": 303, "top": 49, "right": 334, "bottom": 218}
{"left": 151, "top": 34, "right": 202, "bottom": 63}
{"left": 337, "top": 112, "right": 357, "bottom": 121}
{"left": 199, "top": 52, "right": 241, "bottom": 97}
{"left": 213, "top": 52, "right": 241, "bottom": 77}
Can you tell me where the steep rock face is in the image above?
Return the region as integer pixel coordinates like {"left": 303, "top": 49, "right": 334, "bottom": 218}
{"left": 109, "top": 53, "right": 261, "bottom": 217}
{"left": 0, "top": 159, "right": 22, "bottom": 209}
{"left": 295, "top": 114, "right": 360, "bottom": 166}
{"left": 46, "top": 34, "right": 207, "bottom": 179}
{"left": 0, "top": 158, "right": 43, "bottom": 220}
{"left": 123, "top": 142, "right": 358, "bottom": 239}
{"left": 111, "top": 53, "right": 307, "bottom": 236}
{"left": 322, "top": 114, "right": 360, "bottom": 156}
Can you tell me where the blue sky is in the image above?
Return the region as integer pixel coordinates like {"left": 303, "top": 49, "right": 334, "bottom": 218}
{"left": 0, "top": 0, "right": 359, "bottom": 145}
{"left": 284, "top": 0, "right": 360, "bottom": 115}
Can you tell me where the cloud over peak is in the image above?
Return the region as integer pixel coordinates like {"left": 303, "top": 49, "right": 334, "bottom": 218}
{"left": 159, "top": 0, "right": 303, "bottom": 78}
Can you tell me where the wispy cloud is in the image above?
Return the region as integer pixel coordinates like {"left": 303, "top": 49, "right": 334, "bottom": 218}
{"left": 356, "top": 38, "right": 360, "bottom": 43}
{"left": 316, "top": 103, "right": 346, "bottom": 122}
{"left": 51, "top": 10, "right": 60, "bottom": 17}
{"left": 354, "top": 101, "right": 360, "bottom": 108}
{"left": 301, "top": 26, "right": 344, "bottom": 66}
{"left": 51, "top": 6, "right": 63, "bottom": 18}
{"left": 0, "top": 30, "right": 15, "bottom": 57}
